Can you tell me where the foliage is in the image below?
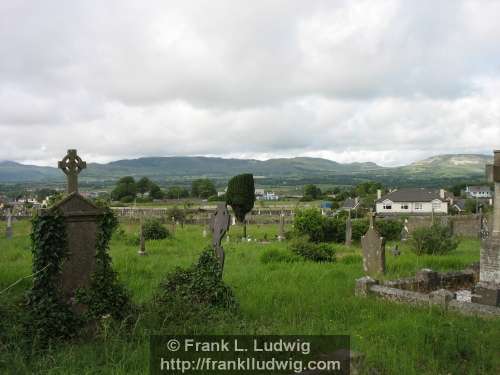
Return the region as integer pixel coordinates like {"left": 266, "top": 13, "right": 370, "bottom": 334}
{"left": 136, "top": 177, "right": 152, "bottom": 196}
{"left": 355, "top": 181, "right": 383, "bottom": 197}
{"left": 35, "top": 188, "right": 58, "bottom": 203}
{"left": 208, "top": 194, "right": 226, "bottom": 202}
{"left": 303, "top": 184, "right": 322, "bottom": 200}
{"left": 111, "top": 176, "right": 137, "bottom": 202}
{"left": 293, "top": 208, "right": 344, "bottom": 243}
{"left": 166, "top": 186, "right": 190, "bottom": 199}
{"left": 226, "top": 174, "right": 255, "bottom": 223}
{"left": 260, "top": 248, "right": 300, "bottom": 264}
{"left": 149, "top": 182, "right": 164, "bottom": 199}
{"left": 410, "top": 224, "right": 460, "bottom": 255}
{"left": 166, "top": 206, "right": 186, "bottom": 223}
{"left": 289, "top": 236, "right": 336, "bottom": 262}
{"left": 25, "top": 211, "right": 82, "bottom": 347}
{"left": 143, "top": 218, "right": 169, "bottom": 240}
{"left": 352, "top": 219, "right": 369, "bottom": 241}
{"left": 376, "top": 219, "right": 404, "bottom": 241}
{"left": 76, "top": 206, "right": 133, "bottom": 322}
{"left": 153, "top": 248, "right": 238, "bottom": 322}
{"left": 191, "top": 179, "right": 217, "bottom": 199}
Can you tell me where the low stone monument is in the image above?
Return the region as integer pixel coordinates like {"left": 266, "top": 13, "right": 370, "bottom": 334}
{"left": 472, "top": 151, "right": 500, "bottom": 306}
{"left": 209, "top": 203, "right": 231, "bottom": 270}
{"left": 202, "top": 228, "right": 207, "bottom": 238}
{"left": 391, "top": 244, "right": 400, "bottom": 257}
{"left": 52, "top": 149, "right": 103, "bottom": 310}
{"left": 345, "top": 209, "right": 352, "bottom": 246}
{"left": 5, "top": 207, "right": 13, "bottom": 239}
{"left": 401, "top": 218, "right": 409, "bottom": 241}
{"left": 361, "top": 212, "right": 385, "bottom": 277}
{"left": 138, "top": 216, "right": 146, "bottom": 256}
{"left": 170, "top": 216, "right": 176, "bottom": 234}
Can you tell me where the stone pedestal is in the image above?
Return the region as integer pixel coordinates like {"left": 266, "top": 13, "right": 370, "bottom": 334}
{"left": 472, "top": 282, "right": 500, "bottom": 306}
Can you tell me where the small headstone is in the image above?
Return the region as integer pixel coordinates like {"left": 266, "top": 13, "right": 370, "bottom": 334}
{"left": 345, "top": 209, "right": 352, "bottom": 246}
{"left": 170, "top": 216, "right": 176, "bottom": 234}
{"left": 361, "top": 212, "right": 386, "bottom": 277}
{"left": 5, "top": 207, "right": 13, "bottom": 239}
{"left": 401, "top": 218, "right": 409, "bottom": 241}
{"left": 231, "top": 216, "right": 236, "bottom": 226}
{"left": 202, "top": 228, "right": 207, "bottom": 238}
{"left": 138, "top": 217, "right": 147, "bottom": 256}
{"left": 391, "top": 244, "right": 400, "bottom": 256}
{"left": 278, "top": 212, "right": 285, "bottom": 241}
{"left": 209, "top": 203, "right": 231, "bottom": 270}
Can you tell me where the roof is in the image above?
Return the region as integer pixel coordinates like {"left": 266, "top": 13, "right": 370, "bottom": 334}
{"left": 342, "top": 198, "right": 359, "bottom": 209}
{"left": 376, "top": 188, "right": 444, "bottom": 203}
{"left": 453, "top": 199, "right": 466, "bottom": 211}
{"left": 467, "top": 186, "right": 491, "bottom": 193}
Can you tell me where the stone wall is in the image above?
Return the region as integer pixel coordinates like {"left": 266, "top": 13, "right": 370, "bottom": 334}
{"left": 405, "top": 214, "right": 485, "bottom": 238}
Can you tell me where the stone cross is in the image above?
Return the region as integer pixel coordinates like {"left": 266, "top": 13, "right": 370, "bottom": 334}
{"left": 361, "top": 212, "right": 385, "bottom": 277}
{"left": 5, "top": 207, "right": 13, "bottom": 239}
{"left": 473, "top": 151, "right": 500, "bottom": 306}
{"left": 345, "top": 209, "right": 352, "bottom": 246}
{"left": 58, "top": 149, "right": 86, "bottom": 194}
{"left": 209, "top": 203, "right": 231, "bottom": 270}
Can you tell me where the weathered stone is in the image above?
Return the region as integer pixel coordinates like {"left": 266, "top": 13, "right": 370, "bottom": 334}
{"left": 401, "top": 218, "right": 409, "bottom": 241}
{"left": 361, "top": 213, "right": 385, "bottom": 277}
{"left": 472, "top": 283, "right": 500, "bottom": 306}
{"left": 355, "top": 276, "right": 378, "bottom": 296}
{"left": 138, "top": 217, "right": 146, "bottom": 256}
{"left": 345, "top": 209, "right": 352, "bottom": 246}
{"left": 209, "top": 203, "right": 231, "bottom": 269}
{"left": 429, "top": 289, "right": 455, "bottom": 308}
{"left": 391, "top": 245, "right": 400, "bottom": 256}
{"left": 58, "top": 149, "right": 86, "bottom": 194}
{"left": 278, "top": 212, "right": 285, "bottom": 241}
{"left": 51, "top": 193, "right": 102, "bottom": 309}
{"left": 5, "top": 208, "right": 12, "bottom": 239}
{"left": 416, "top": 269, "right": 440, "bottom": 291}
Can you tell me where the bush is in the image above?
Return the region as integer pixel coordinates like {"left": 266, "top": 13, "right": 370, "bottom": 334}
{"left": 376, "top": 219, "right": 404, "bottom": 241}
{"left": 352, "top": 219, "right": 369, "bottom": 241}
{"left": 289, "top": 237, "right": 336, "bottom": 262}
{"left": 260, "top": 248, "right": 300, "bottom": 264}
{"left": 143, "top": 218, "right": 169, "bottom": 240}
{"left": 410, "top": 224, "right": 459, "bottom": 255}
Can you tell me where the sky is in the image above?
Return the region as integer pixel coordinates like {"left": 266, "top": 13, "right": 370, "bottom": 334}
{"left": 1, "top": 0, "right": 499, "bottom": 167}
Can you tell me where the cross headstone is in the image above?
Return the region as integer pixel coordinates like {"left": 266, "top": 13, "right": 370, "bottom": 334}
{"left": 345, "top": 209, "right": 352, "bottom": 246}
{"left": 209, "top": 203, "right": 231, "bottom": 270}
{"left": 58, "top": 149, "right": 87, "bottom": 194}
{"left": 5, "top": 207, "right": 13, "bottom": 239}
{"left": 278, "top": 212, "right": 285, "bottom": 241}
{"left": 361, "top": 212, "right": 385, "bottom": 277}
{"left": 473, "top": 151, "right": 500, "bottom": 306}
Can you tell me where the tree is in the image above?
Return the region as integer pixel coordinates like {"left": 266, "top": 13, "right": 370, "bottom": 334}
{"left": 136, "top": 177, "right": 152, "bottom": 196}
{"left": 111, "top": 176, "right": 137, "bottom": 202}
{"left": 166, "top": 186, "right": 190, "bottom": 199}
{"left": 149, "top": 182, "right": 165, "bottom": 200}
{"left": 191, "top": 179, "right": 217, "bottom": 199}
{"left": 226, "top": 174, "right": 255, "bottom": 238}
{"left": 355, "top": 181, "right": 383, "bottom": 197}
{"left": 303, "top": 184, "right": 322, "bottom": 200}
{"left": 36, "top": 188, "right": 58, "bottom": 203}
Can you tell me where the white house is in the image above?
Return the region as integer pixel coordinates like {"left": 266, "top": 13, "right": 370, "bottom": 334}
{"left": 256, "top": 191, "right": 279, "bottom": 201}
{"left": 376, "top": 188, "right": 448, "bottom": 215}
{"left": 465, "top": 186, "right": 492, "bottom": 199}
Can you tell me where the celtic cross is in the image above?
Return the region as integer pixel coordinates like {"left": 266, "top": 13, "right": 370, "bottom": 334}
{"left": 58, "top": 149, "right": 86, "bottom": 194}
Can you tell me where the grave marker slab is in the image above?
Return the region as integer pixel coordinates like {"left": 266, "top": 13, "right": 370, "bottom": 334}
{"left": 345, "top": 209, "right": 352, "bottom": 246}
{"left": 5, "top": 207, "right": 12, "bottom": 239}
{"left": 361, "top": 212, "right": 385, "bottom": 277}
{"left": 209, "top": 203, "right": 231, "bottom": 270}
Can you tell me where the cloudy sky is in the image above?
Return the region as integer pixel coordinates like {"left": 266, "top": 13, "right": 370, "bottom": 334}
{"left": 1, "top": 0, "right": 499, "bottom": 167}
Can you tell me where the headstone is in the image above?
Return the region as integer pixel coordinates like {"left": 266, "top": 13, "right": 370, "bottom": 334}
{"left": 209, "top": 203, "right": 231, "bottom": 270}
{"left": 202, "top": 228, "right": 207, "bottom": 238}
{"left": 473, "top": 151, "right": 500, "bottom": 306}
{"left": 278, "top": 212, "right": 285, "bottom": 241}
{"left": 52, "top": 150, "right": 102, "bottom": 311}
{"left": 345, "top": 209, "right": 352, "bottom": 246}
{"left": 401, "top": 219, "right": 409, "bottom": 241}
{"left": 231, "top": 216, "right": 236, "bottom": 226}
{"left": 391, "top": 244, "right": 400, "bottom": 256}
{"left": 138, "top": 216, "right": 146, "bottom": 256}
{"left": 5, "top": 207, "right": 13, "bottom": 239}
{"left": 170, "top": 216, "right": 176, "bottom": 234}
{"left": 361, "top": 212, "right": 386, "bottom": 277}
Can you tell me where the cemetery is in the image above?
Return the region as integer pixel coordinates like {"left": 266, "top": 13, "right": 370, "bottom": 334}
{"left": 0, "top": 149, "right": 498, "bottom": 374}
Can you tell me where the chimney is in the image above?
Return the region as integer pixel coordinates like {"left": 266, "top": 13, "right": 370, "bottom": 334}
{"left": 377, "top": 189, "right": 382, "bottom": 200}
{"left": 440, "top": 189, "right": 446, "bottom": 200}
{"left": 354, "top": 197, "right": 359, "bottom": 205}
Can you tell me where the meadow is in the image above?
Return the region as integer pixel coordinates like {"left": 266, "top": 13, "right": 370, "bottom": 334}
{"left": 0, "top": 219, "right": 499, "bottom": 374}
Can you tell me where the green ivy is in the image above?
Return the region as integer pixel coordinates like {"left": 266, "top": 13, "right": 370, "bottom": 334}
{"left": 25, "top": 211, "right": 81, "bottom": 347}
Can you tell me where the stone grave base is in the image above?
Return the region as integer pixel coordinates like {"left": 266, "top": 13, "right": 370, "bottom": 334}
{"left": 355, "top": 264, "right": 500, "bottom": 318}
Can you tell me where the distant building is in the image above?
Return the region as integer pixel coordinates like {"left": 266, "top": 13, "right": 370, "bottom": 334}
{"left": 256, "top": 191, "right": 279, "bottom": 201}
{"left": 320, "top": 201, "right": 333, "bottom": 209}
{"left": 376, "top": 188, "right": 448, "bottom": 215}
{"left": 452, "top": 198, "right": 466, "bottom": 213}
{"left": 341, "top": 197, "right": 360, "bottom": 211}
{"left": 465, "top": 186, "right": 492, "bottom": 199}
{"left": 255, "top": 188, "right": 265, "bottom": 197}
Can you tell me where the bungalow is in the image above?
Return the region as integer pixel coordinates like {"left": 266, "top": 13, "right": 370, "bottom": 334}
{"left": 376, "top": 188, "right": 448, "bottom": 215}
{"left": 465, "top": 186, "right": 492, "bottom": 199}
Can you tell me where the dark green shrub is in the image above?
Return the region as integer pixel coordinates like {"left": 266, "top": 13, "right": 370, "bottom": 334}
{"left": 352, "top": 219, "right": 369, "bottom": 241}
{"left": 376, "top": 219, "right": 404, "bottom": 241}
{"left": 260, "top": 248, "right": 300, "bottom": 264}
{"left": 410, "top": 224, "right": 459, "bottom": 255}
{"left": 294, "top": 209, "right": 324, "bottom": 242}
{"left": 289, "top": 237, "right": 336, "bottom": 262}
{"left": 143, "top": 218, "right": 169, "bottom": 240}
{"left": 226, "top": 173, "right": 255, "bottom": 238}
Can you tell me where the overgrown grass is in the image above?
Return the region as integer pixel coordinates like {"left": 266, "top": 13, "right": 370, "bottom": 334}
{"left": 0, "top": 220, "right": 499, "bottom": 374}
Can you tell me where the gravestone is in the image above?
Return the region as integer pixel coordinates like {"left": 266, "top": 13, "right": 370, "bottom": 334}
{"left": 345, "top": 209, "right": 352, "bottom": 246}
{"left": 391, "top": 244, "right": 400, "bottom": 257}
{"left": 5, "top": 207, "right": 13, "bottom": 239}
{"left": 361, "top": 212, "right": 385, "bottom": 277}
{"left": 138, "top": 216, "right": 146, "bottom": 256}
{"left": 202, "top": 228, "right": 207, "bottom": 238}
{"left": 278, "top": 212, "right": 285, "bottom": 241}
{"left": 401, "top": 218, "right": 409, "bottom": 241}
{"left": 51, "top": 150, "right": 103, "bottom": 311}
{"left": 209, "top": 203, "right": 231, "bottom": 270}
{"left": 170, "top": 216, "right": 176, "bottom": 235}
{"left": 472, "top": 151, "right": 500, "bottom": 306}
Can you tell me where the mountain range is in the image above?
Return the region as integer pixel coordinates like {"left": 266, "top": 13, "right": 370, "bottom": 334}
{"left": 0, "top": 154, "right": 491, "bottom": 183}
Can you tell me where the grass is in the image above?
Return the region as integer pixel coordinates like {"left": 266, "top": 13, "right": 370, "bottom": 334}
{"left": 0, "top": 219, "right": 499, "bottom": 374}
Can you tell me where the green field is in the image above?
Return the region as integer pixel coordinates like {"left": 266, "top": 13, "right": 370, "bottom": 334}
{"left": 0, "top": 219, "right": 499, "bottom": 374}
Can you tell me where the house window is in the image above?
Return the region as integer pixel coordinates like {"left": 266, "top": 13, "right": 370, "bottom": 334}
{"left": 383, "top": 204, "right": 392, "bottom": 210}
{"left": 401, "top": 204, "right": 409, "bottom": 210}
{"left": 415, "top": 203, "right": 423, "bottom": 210}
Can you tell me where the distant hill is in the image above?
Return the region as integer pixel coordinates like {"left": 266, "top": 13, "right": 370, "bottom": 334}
{"left": 0, "top": 154, "right": 491, "bottom": 183}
